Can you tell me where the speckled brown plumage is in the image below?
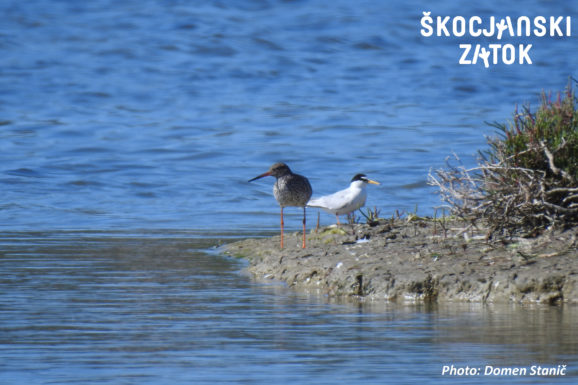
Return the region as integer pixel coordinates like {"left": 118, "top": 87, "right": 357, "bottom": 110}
{"left": 249, "top": 162, "right": 312, "bottom": 249}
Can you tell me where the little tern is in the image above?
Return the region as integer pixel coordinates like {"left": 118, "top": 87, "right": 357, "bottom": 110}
{"left": 307, "top": 173, "right": 379, "bottom": 225}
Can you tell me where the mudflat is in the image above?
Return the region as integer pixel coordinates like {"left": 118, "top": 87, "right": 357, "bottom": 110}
{"left": 225, "top": 219, "right": 577, "bottom": 304}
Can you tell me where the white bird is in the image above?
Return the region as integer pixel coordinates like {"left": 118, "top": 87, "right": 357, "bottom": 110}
{"left": 307, "top": 174, "right": 380, "bottom": 225}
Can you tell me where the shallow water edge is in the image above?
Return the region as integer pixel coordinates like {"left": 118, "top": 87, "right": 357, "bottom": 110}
{"left": 2, "top": 228, "right": 577, "bottom": 384}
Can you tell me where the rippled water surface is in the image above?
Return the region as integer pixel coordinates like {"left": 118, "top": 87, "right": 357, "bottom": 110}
{"left": 1, "top": 234, "right": 577, "bottom": 385}
{"left": 1, "top": 0, "right": 576, "bottom": 231}
{"left": 1, "top": 1, "right": 577, "bottom": 384}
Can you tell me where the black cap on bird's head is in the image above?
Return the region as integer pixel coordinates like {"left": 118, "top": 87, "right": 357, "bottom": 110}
{"left": 351, "top": 173, "right": 380, "bottom": 185}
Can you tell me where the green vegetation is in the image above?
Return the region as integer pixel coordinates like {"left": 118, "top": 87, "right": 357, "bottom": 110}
{"left": 430, "top": 81, "right": 578, "bottom": 236}
{"left": 485, "top": 85, "right": 577, "bottom": 182}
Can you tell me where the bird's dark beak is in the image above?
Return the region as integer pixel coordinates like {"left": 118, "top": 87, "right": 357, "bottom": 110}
{"left": 248, "top": 171, "right": 271, "bottom": 182}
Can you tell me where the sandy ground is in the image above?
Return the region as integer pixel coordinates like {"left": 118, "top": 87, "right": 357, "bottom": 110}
{"left": 225, "top": 218, "right": 577, "bottom": 304}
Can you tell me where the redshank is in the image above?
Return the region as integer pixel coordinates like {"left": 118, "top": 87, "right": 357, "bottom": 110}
{"left": 307, "top": 174, "right": 379, "bottom": 225}
{"left": 249, "top": 162, "right": 313, "bottom": 249}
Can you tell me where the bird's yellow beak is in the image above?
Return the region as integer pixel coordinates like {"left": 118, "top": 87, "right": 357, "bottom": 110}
{"left": 367, "top": 179, "right": 380, "bottom": 185}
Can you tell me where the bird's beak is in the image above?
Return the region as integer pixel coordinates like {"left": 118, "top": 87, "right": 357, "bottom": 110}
{"left": 248, "top": 171, "right": 271, "bottom": 182}
{"left": 367, "top": 179, "right": 380, "bottom": 185}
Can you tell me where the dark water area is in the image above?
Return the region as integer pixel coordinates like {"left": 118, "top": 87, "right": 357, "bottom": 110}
{"left": 0, "top": 234, "right": 577, "bottom": 385}
{"left": 1, "top": 1, "right": 577, "bottom": 384}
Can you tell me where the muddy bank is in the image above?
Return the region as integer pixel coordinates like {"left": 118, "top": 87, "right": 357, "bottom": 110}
{"left": 225, "top": 219, "right": 577, "bottom": 304}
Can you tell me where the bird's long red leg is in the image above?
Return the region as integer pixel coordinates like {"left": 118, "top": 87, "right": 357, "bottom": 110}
{"left": 302, "top": 207, "right": 307, "bottom": 249}
{"left": 280, "top": 207, "right": 284, "bottom": 249}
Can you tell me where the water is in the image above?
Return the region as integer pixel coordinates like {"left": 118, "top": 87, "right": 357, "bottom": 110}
{"left": 1, "top": 1, "right": 577, "bottom": 384}
{"left": 1, "top": 0, "right": 576, "bottom": 231}
{"left": 0, "top": 234, "right": 576, "bottom": 385}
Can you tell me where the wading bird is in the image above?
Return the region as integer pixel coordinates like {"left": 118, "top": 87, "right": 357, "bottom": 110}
{"left": 249, "top": 162, "right": 313, "bottom": 249}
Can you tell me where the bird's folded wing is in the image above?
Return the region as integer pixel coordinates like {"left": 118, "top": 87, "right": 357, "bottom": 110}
{"left": 307, "top": 190, "right": 351, "bottom": 210}
{"left": 306, "top": 197, "right": 328, "bottom": 208}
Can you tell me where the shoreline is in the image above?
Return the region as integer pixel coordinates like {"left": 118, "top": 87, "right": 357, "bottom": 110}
{"left": 225, "top": 218, "right": 577, "bottom": 304}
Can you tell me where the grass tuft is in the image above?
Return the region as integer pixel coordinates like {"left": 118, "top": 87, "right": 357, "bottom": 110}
{"left": 429, "top": 81, "right": 578, "bottom": 236}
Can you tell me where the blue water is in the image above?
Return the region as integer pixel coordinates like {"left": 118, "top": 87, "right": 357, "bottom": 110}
{"left": 1, "top": 0, "right": 576, "bottom": 232}
{"left": 1, "top": 1, "right": 577, "bottom": 384}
